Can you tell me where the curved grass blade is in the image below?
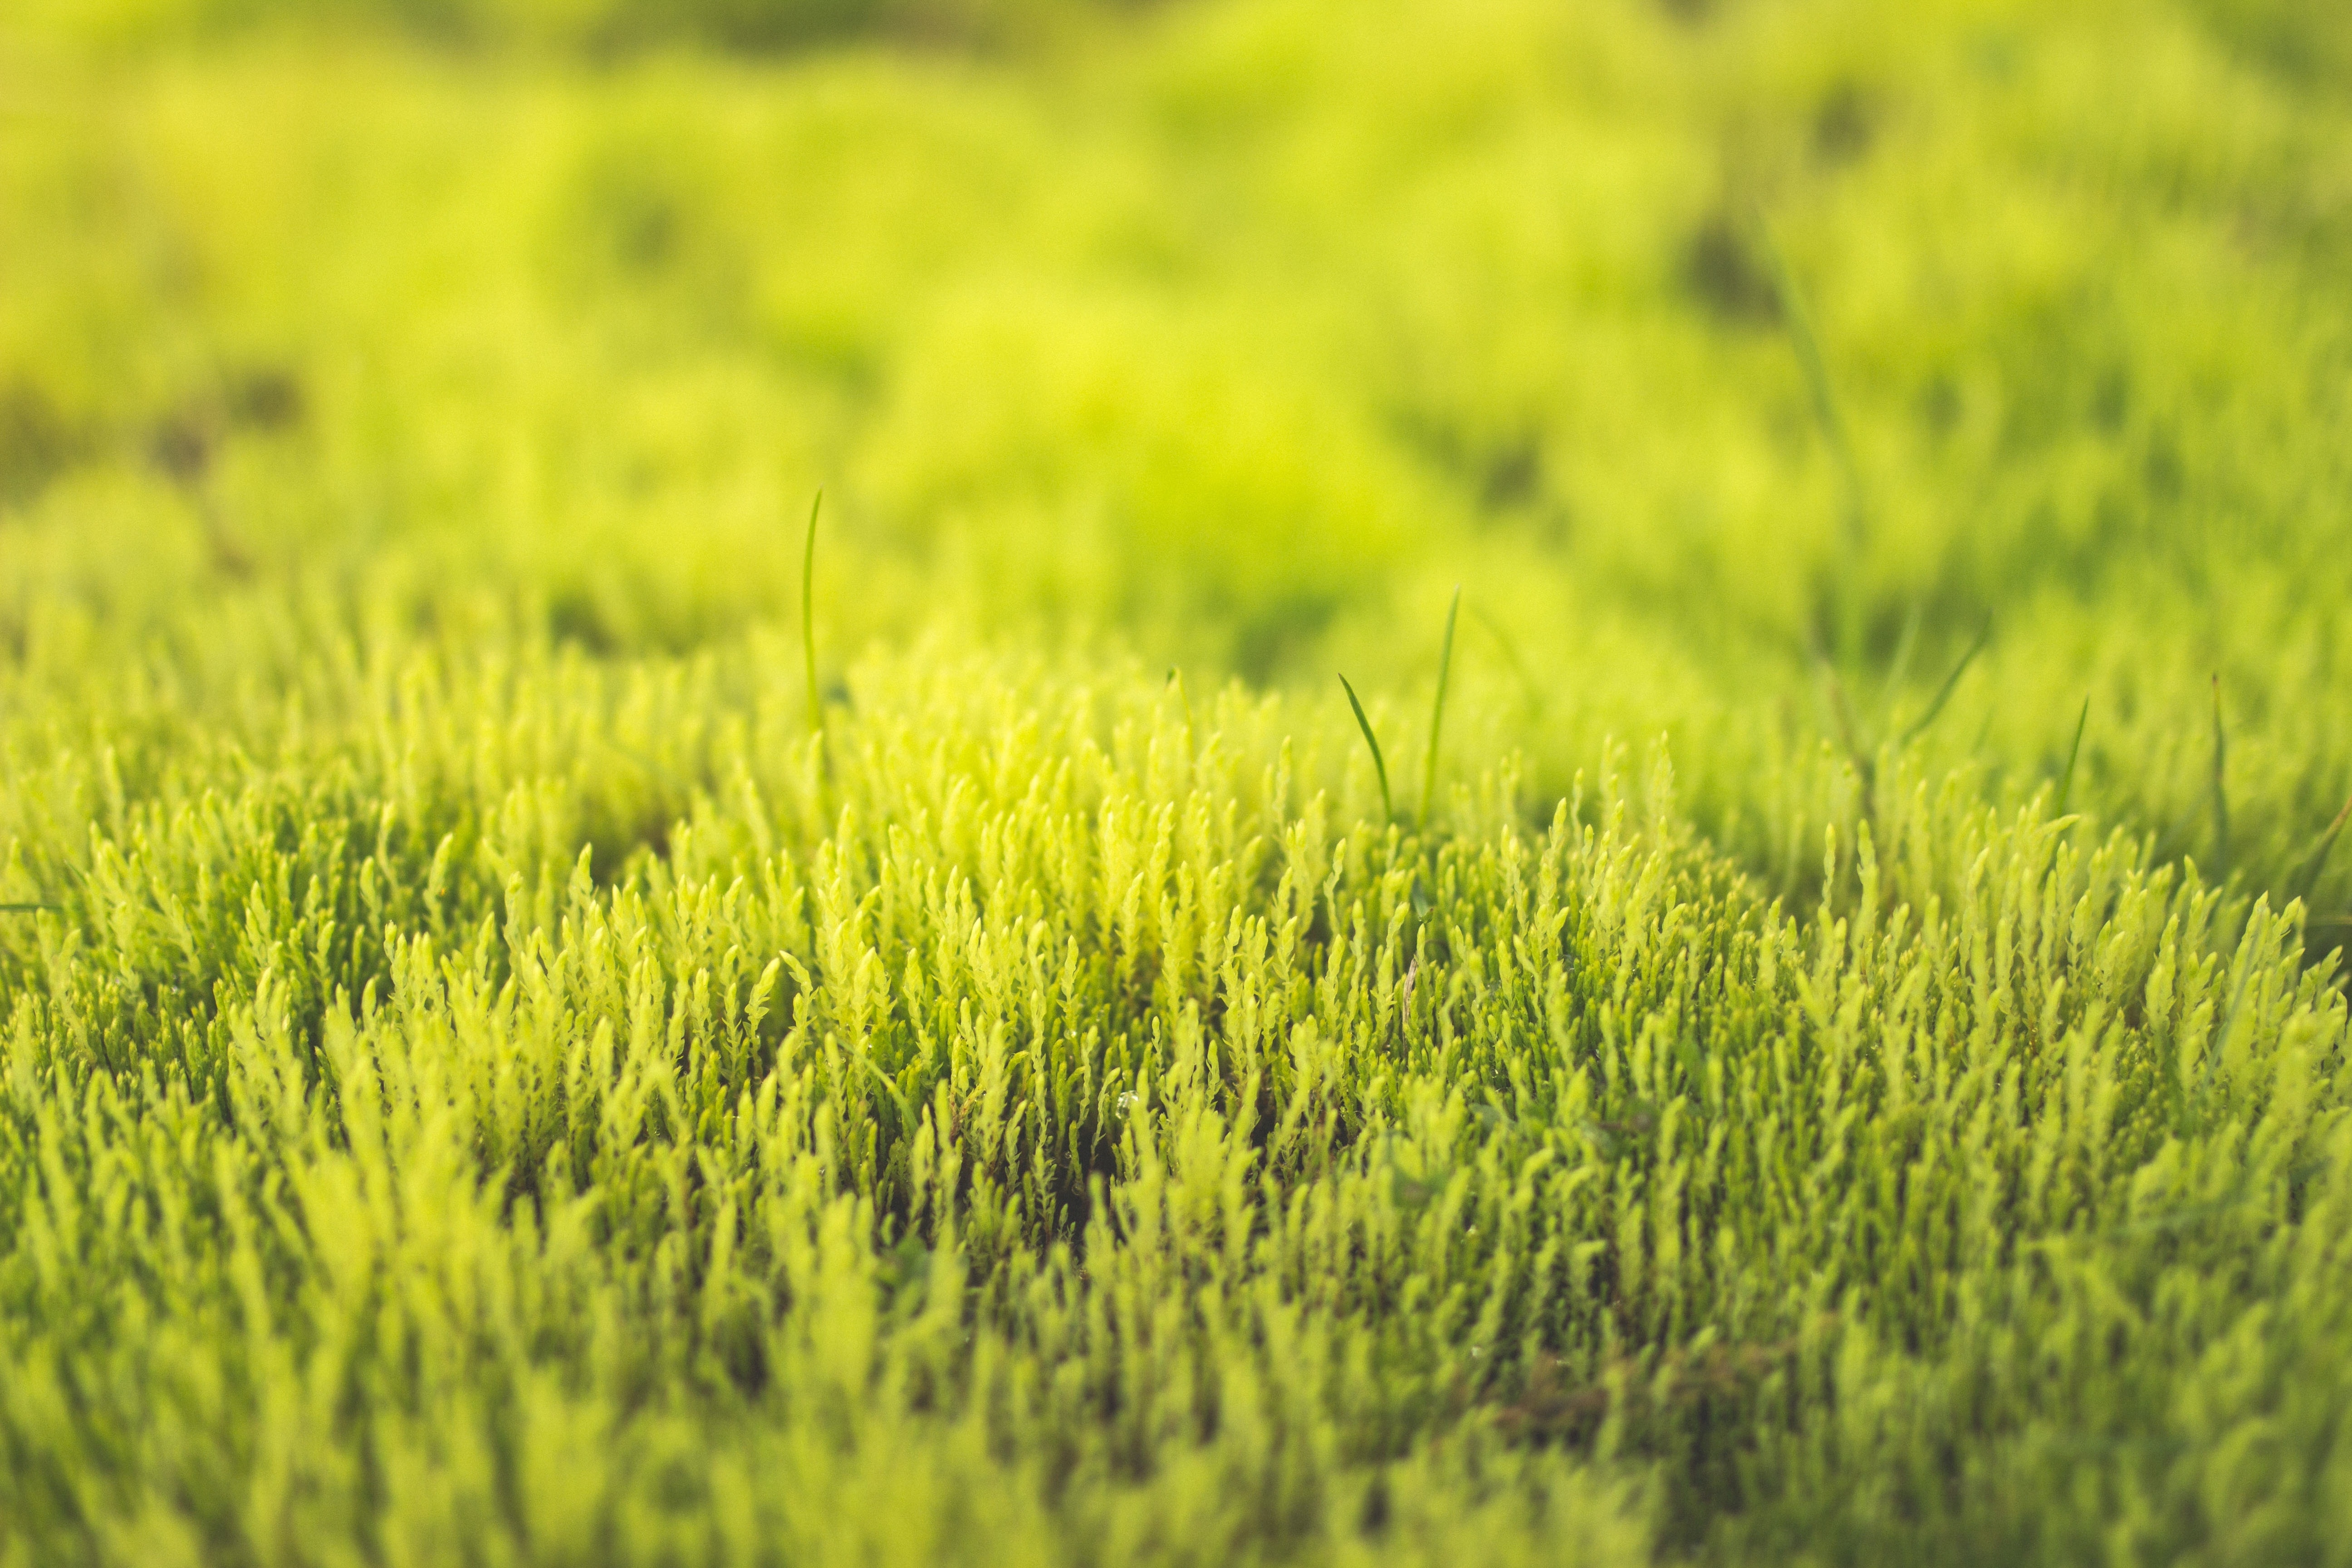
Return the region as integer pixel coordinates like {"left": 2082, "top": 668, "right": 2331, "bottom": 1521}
{"left": 1420, "top": 586, "right": 1460, "bottom": 829}
{"left": 1895, "top": 618, "right": 1991, "bottom": 749}
{"left": 1339, "top": 674, "right": 1392, "bottom": 823}
{"left": 2056, "top": 696, "right": 2091, "bottom": 817}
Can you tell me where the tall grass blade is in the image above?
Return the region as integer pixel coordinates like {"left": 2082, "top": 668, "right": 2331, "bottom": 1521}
{"left": 1879, "top": 601, "right": 1923, "bottom": 718}
{"left": 1895, "top": 618, "right": 1991, "bottom": 749}
{"left": 1757, "top": 220, "right": 1867, "bottom": 562}
{"left": 1421, "top": 586, "right": 1460, "bottom": 829}
{"left": 2288, "top": 794, "right": 2352, "bottom": 907}
{"left": 1339, "top": 673, "right": 1392, "bottom": 823}
{"left": 2056, "top": 696, "right": 2091, "bottom": 817}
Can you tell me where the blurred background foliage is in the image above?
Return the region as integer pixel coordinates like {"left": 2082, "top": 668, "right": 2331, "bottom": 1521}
{"left": 2, "top": 0, "right": 2350, "bottom": 941}
{"left": 4, "top": 0, "right": 1121, "bottom": 54}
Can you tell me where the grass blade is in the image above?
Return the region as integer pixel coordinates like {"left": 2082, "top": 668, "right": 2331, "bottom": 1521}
{"left": 2056, "top": 696, "right": 2090, "bottom": 817}
{"left": 1421, "top": 586, "right": 1460, "bottom": 829}
{"left": 0, "top": 903, "right": 58, "bottom": 914}
{"left": 1339, "top": 673, "right": 1392, "bottom": 823}
{"left": 1895, "top": 618, "right": 1991, "bottom": 749}
{"left": 1878, "top": 602, "right": 1923, "bottom": 720}
{"left": 1757, "top": 219, "right": 1867, "bottom": 565}
{"left": 803, "top": 490, "right": 824, "bottom": 736}
{"left": 2288, "top": 794, "right": 2352, "bottom": 907}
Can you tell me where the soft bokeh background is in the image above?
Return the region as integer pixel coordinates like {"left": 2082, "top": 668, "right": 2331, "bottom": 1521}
{"left": 4, "top": 0, "right": 2350, "bottom": 930}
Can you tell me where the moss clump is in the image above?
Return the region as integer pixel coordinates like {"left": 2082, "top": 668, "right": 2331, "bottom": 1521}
{"left": 3, "top": 0, "right": 2351, "bottom": 1561}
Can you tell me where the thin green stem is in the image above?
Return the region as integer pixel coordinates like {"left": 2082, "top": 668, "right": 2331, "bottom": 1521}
{"left": 2289, "top": 794, "right": 2351, "bottom": 907}
{"left": 1340, "top": 674, "right": 1392, "bottom": 824}
{"left": 1879, "top": 602, "right": 1923, "bottom": 720}
{"left": 2056, "top": 696, "right": 2090, "bottom": 817}
{"left": 1895, "top": 619, "right": 1991, "bottom": 750}
{"left": 1757, "top": 218, "right": 1868, "bottom": 673}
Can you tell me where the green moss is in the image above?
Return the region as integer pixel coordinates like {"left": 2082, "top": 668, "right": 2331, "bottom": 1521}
{"left": 1, "top": 0, "right": 2351, "bottom": 1561}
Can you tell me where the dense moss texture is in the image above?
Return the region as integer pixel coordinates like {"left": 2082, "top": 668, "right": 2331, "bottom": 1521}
{"left": 4, "top": 0, "right": 2351, "bottom": 1562}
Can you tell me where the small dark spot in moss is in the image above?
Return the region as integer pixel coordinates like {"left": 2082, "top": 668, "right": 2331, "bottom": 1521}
{"left": 588, "top": 805, "right": 674, "bottom": 885}
{"left": 147, "top": 412, "right": 214, "bottom": 483}
{"left": 227, "top": 367, "right": 304, "bottom": 430}
{"left": 549, "top": 590, "right": 619, "bottom": 654}
{"left": 1812, "top": 81, "right": 1877, "bottom": 166}
{"left": 1480, "top": 436, "right": 1543, "bottom": 510}
{"left": 1360, "top": 1476, "right": 1392, "bottom": 1534}
{"left": 1682, "top": 214, "right": 1780, "bottom": 327}
{"left": 1388, "top": 407, "right": 1545, "bottom": 515}
{"left": 0, "top": 380, "right": 88, "bottom": 503}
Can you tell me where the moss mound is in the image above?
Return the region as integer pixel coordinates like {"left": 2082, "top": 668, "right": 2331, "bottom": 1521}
{"left": 3, "top": 0, "right": 2351, "bottom": 1560}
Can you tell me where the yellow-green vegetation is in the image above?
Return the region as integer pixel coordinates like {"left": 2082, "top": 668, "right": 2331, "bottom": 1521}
{"left": 5, "top": 0, "right": 2352, "bottom": 1562}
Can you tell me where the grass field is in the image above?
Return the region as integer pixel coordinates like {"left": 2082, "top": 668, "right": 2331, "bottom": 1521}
{"left": 5, "top": 0, "right": 2352, "bottom": 1561}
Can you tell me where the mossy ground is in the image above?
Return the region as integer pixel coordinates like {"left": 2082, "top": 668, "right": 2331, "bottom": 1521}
{"left": 3, "top": 0, "right": 2351, "bottom": 1562}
